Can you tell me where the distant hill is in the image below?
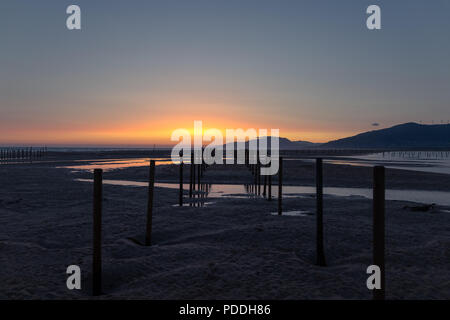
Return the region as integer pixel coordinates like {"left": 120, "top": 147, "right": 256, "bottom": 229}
{"left": 224, "top": 137, "right": 321, "bottom": 150}
{"left": 221, "top": 123, "right": 450, "bottom": 150}
{"left": 292, "top": 140, "right": 320, "bottom": 148}
{"left": 321, "top": 123, "right": 450, "bottom": 149}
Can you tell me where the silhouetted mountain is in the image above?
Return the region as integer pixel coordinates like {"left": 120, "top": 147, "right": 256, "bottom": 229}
{"left": 321, "top": 123, "right": 450, "bottom": 149}
{"left": 293, "top": 140, "right": 320, "bottom": 148}
{"left": 224, "top": 136, "right": 321, "bottom": 150}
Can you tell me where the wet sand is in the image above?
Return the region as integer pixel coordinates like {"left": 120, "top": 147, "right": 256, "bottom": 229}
{"left": 1, "top": 152, "right": 449, "bottom": 299}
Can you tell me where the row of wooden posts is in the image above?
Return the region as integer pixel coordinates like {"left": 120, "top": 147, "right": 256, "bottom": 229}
{"left": 91, "top": 156, "right": 385, "bottom": 299}
{"left": 0, "top": 147, "right": 47, "bottom": 162}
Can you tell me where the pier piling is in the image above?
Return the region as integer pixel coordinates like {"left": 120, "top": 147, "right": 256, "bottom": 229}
{"left": 316, "top": 158, "right": 326, "bottom": 266}
{"left": 278, "top": 157, "right": 283, "bottom": 215}
{"left": 93, "top": 169, "right": 103, "bottom": 296}
{"left": 145, "top": 160, "right": 155, "bottom": 246}
{"left": 179, "top": 162, "right": 183, "bottom": 206}
{"left": 373, "top": 166, "right": 385, "bottom": 300}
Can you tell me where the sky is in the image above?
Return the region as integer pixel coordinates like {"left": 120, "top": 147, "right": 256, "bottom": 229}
{"left": 0, "top": 0, "right": 449, "bottom": 146}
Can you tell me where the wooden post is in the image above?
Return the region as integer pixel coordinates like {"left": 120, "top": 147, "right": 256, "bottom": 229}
{"left": 373, "top": 166, "right": 385, "bottom": 300}
{"left": 197, "top": 164, "right": 201, "bottom": 192}
{"left": 316, "top": 158, "right": 326, "bottom": 266}
{"left": 201, "top": 149, "right": 204, "bottom": 177}
{"left": 263, "top": 174, "right": 267, "bottom": 198}
{"left": 193, "top": 160, "right": 196, "bottom": 192}
{"left": 268, "top": 174, "right": 272, "bottom": 201}
{"left": 179, "top": 162, "right": 183, "bottom": 206}
{"left": 278, "top": 157, "right": 283, "bottom": 215}
{"left": 254, "top": 164, "right": 257, "bottom": 194}
{"left": 189, "top": 155, "right": 193, "bottom": 198}
{"left": 145, "top": 160, "right": 155, "bottom": 246}
{"left": 93, "top": 169, "right": 102, "bottom": 296}
{"left": 257, "top": 164, "right": 261, "bottom": 196}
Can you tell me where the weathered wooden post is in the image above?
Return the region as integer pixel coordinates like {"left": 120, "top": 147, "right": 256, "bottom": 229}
{"left": 373, "top": 166, "right": 385, "bottom": 300}
{"left": 201, "top": 148, "right": 205, "bottom": 177}
{"left": 253, "top": 164, "right": 257, "bottom": 194}
{"left": 278, "top": 157, "right": 283, "bottom": 215}
{"left": 93, "top": 169, "right": 102, "bottom": 296}
{"left": 179, "top": 161, "right": 183, "bottom": 206}
{"left": 192, "top": 160, "right": 196, "bottom": 193}
{"left": 316, "top": 158, "right": 326, "bottom": 266}
{"left": 189, "top": 154, "right": 193, "bottom": 198}
{"left": 268, "top": 174, "right": 272, "bottom": 201}
{"left": 197, "top": 164, "right": 201, "bottom": 192}
{"left": 257, "top": 164, "right": 261, "bottom": 196}
{"left": 145, "top": 160, "right": 155, "bottom": 246}
{"left": 263, "top": 174, "right": 267, "bottom": 198}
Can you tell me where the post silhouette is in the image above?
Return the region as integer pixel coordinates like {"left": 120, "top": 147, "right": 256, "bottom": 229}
{"left": 257, "top": 164, "right": 261, "bottom": 196}
{"left": 263, "top": 174, "right": 267, "bottom": 198}
{"left": 253, "top": 164, "right": 257, "bottom": 195}
{"left": 268, "top": 174, "right": 272, "bottom": 201}
{"left": 93, "top": 169, "right": 102, "bottom": 296}
{"left": 373, "top": 166, "right": 385, "bottom": 300}
{"left": 316, "top": 158, "right": 326, "bottom": 266}
{"left": 179, "top": 162, "right": 183, "bottom": 206}
{"left": 193, "top": 160, "right": 196, "bottom": 193}
{"left": 197, "top": 164, "right": 201, "bottom": 192}
{"left": 278, "top": 157, "right": 283, "bottom": 215}
{"left": 145, "top": 160, "right": 155, "bottom": 246}
{"left": 189, "top": 154, "right": 193, "bottom": 198}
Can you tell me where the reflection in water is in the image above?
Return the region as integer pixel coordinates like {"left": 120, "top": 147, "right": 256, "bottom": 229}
{"left": 75, "top": 179, "right": 450, "bottom": 206}
{"left": 60, "top": 158, "right": 173, "bottom": 171}
{"left": 60, "top": 157, "right": 237, "bottom": 172}
{"left": 188, "top": 183, "right": 212, "bottom": 207}
{"left": 328, "top": 151, "right": 450, "bottom": 175}
{"left": 270, "top": 210, "right": 311, "bottom": 217}
{"left": 60, "top": 151, "right": 450, "bottom": 177}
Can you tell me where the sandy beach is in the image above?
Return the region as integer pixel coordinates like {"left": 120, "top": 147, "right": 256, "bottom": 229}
{"left": 1, "top": 152, "right": 449, "bottom": 299}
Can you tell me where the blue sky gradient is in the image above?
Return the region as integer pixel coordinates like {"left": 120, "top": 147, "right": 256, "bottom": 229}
{"left": 0, "top": 0, "right": 449, "bottom": 145}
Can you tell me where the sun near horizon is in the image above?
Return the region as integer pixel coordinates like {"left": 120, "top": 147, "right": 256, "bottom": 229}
{"left": 0, "top": 115, "right": 382, "bottom": 147}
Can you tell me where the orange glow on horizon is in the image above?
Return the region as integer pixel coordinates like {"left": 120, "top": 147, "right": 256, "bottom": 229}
{"left": 0, "top": 100, "right": 360, "bottom": 145}
{"left": 0, "top": 121, "right": 356, "bottom": 146}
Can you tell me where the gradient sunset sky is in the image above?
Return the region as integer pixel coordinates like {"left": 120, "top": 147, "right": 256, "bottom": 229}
{"left": 1, "top": 0, "right": 449, "bottom": 146}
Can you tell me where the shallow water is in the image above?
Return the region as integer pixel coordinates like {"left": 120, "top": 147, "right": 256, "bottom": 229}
{"left": 328, "top": 151, "right": 450, "bottom": 175}
{"left": 75, "top": 179, "right": 450, "bottom": 206}
{"left": 61, "top": 150, "right": 450, "bottom": 176}
{"left": 270, "top": 210, "right": 311, "bottom": 217}
{"left": 60, "top": 158, "right": 172, "bottom": 171}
